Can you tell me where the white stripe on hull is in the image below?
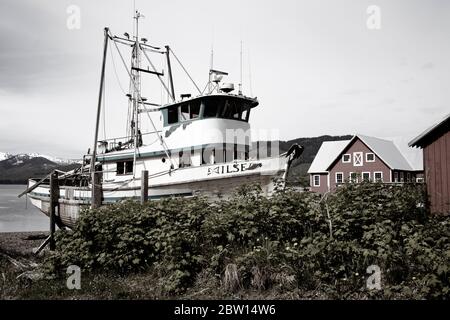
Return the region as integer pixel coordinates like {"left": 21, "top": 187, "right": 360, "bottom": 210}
{"left": 28, "top": 166, "right": 282, "bottom": 228}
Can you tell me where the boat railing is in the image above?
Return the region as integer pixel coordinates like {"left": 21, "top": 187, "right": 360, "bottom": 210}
{"left": 98, "top": 130, "right": 162, "bottom": 153}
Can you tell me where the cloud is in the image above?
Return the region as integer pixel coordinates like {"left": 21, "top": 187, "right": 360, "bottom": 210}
{"left": 421, "top": 62, "right": 434, "bottom": 69}
{"left": 400, "top": 77, "right": 414, "bottom": 84}
{"left": 340, "top": 88, "right": 366, "bottom": 96}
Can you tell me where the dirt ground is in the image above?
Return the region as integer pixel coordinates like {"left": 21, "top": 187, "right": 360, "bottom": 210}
{"left": 0, "top": 231, "right": 48, "bottom": 257}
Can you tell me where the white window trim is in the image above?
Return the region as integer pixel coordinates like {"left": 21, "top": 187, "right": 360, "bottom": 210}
{"left": 342, "top": 154, "right": 351, "bottom": 163}
{"left": 374, "top": 171, "right": 383, "bottom": 182}
{"left": 366, "top": 152, "right": 375, "bottom": 162}
{"left": 362, "top": 171, "right": 371, "bottom": 181}
{"left": 353, "top": 152, "right": 363, "bottom": 167}
{"left": 335, "top": 172, "right": 344, "bottom": 184}
{"left": 313, "top": 174, "right": 320, "bottom": 187}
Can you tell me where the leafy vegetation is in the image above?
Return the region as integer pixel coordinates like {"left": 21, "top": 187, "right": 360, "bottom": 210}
{"left": 42, "top": 182, "right": 449, "bottom": 299}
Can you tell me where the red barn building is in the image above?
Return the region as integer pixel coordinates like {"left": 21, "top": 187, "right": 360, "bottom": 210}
{"left": 409, "top": 114, "right": 450, "bottom": 215}
{"left": 308, "top": 134, "right": 421, "bottom": 194}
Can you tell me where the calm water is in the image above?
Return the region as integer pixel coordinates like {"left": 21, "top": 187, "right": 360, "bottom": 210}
{"left": 0, "top": 185, "right": 49, "bottom": 232}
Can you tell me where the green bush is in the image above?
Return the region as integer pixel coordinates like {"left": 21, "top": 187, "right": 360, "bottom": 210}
{"left": 44, "top": 182, "right": 449, "bottom": 299}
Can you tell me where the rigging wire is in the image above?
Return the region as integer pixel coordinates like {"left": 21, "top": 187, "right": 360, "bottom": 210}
{"left": 169, "top": 47, "right": 202, "bottom": 95}
{"left": 102, "top": 68, "right": 107, "bottom": 141}
{"left": 248, "top": 48, "right": 253, "bottom": 97}
{"left": 109, "top": 33, "right": 174, "bottom": 168}
{"left": 140, "top": 45, "right": 174, "bottom": 101}
{"left": 109, "top": 42, "right": 127, "bottom": 96}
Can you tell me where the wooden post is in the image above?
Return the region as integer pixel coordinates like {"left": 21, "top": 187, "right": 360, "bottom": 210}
{"left": 49, "top": 171, "right": 59, "bottom": 251}
{"left": 91, "top": 171, "right": 102, "bottom": 209}
{"left": 141, "top": 170, "right": 148, "bottom": 204}
{"left": 90, "top": 27, "right": 109, "bottom": 208}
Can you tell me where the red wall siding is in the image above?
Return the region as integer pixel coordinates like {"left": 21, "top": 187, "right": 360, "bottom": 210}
{"left": 310, "top": 173, "right": 329, "bottom": 194}
{"left": 423, "top": 130, "right": 450, "bottom": 214}
{"left": 329, "top": 139, "right": 391, "bottom": 190}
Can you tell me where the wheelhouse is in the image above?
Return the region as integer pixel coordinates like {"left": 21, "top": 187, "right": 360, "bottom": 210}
{"left": 161, "top": 94, "right": 258, "bottom": 127}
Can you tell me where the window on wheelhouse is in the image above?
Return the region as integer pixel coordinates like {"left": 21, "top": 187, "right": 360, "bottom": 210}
{"left": 190, "top": 101, "right": 200, "bottom": 119}
{"left": 168, "top": 106, "right": 178, "bottom": 124}
{"left": 180, "top": 104, "right": 190, "bottom": 121}
{"left": 116, "top": 160, "right": 133, "bottom": 175}
{"left": 203, "top": 97, "right": 251, "bottom": 121}
{"left": 180, "top": 101, "right": 201, "bottom": 121}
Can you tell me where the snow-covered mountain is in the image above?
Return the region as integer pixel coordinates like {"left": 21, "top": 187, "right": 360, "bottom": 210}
{"left": 0, "top": 152, "right": 81, "bottom": 183}
{"left": 0, "top": 152, "right": 13, "bottom": 161}
{"left": 0, "top": 152, "right": 80, "bottom": 164}
{"left": 26, "top": 153, "right": 80, "bottom": 165}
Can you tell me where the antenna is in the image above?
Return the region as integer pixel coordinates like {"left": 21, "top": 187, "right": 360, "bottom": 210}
{"left": 238, "top": 40, "right": 243, "bottom": 95}
{"left": 208, "top": 26, "right": 214, "bottom": 94}
{"left": 248, "top": 48, "right": 253, "bottom": 97}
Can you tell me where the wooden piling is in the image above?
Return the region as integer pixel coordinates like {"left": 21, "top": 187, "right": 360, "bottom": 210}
{"left": 141, "top": 170, "right": 148, "bottom": 204}
{"left": 91, "top": 171, "right": 102, "bottom": 209}
{"left": 49, "top": 171, "right": 59, "bottom": 251}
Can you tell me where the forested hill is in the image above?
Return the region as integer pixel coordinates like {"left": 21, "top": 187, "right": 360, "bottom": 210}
{"left": 279, "top": 134, "right": 353, "bottom": 164}
{"left": 0, "top": 135, "right": 351, "bottom": 184}
{"left": 0, "top": 155, "right": 79, "bottom": 184}
{"left": 253, "top": 135, "right": 352, "bottom": 184}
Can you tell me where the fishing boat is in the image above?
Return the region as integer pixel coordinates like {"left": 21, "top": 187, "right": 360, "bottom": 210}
{"left": 21, "top": 12, "right": 303, "bottom": 228}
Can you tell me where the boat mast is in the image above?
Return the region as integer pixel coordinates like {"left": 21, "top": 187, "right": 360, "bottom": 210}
{"left": 132, "top": 11, "right": 142, "bottom": 175}
{"left": 239, "top": 40, "right": 242, "bottom": 95}
{"left": 90, "top": 27, "right": 109, "bottom": 182}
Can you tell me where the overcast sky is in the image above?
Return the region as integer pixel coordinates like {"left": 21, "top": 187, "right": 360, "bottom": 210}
{"left": 0, "top": 0, "right": 449, "bottom": 160}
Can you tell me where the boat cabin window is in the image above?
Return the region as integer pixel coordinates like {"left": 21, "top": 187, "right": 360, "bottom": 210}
{"left": 180, "top": 101, "right": 201, "bottom": 121}
{"left": 180, "top": 104, "right": 190, "bottom": 121}
{"left": 201, "top": 144, "right": 249, "bottom": 165}
{"left": 178, "top": 149, "right": 192, "bottom": 168}
{"left": 190, "top": 101, "right": 201, "bottom": 119}
{"left": 164, "top": 97, "right": 253, "bottom": 126}
{"left": 117, "top": 160, "right": 133, "bottom": 175}
{"left": 201, "top": 146, "right": 215, "bottom": 165}
{"left": 204, "top": 97, "right": 251, "bottom": 121}
{"left": 168, "top": 107, "right": 178, "bottom": 124}
{"left": 203, "top": 102, "right": 218, "bottom": 118}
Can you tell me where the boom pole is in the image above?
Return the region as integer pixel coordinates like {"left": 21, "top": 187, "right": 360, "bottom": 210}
{"left": 165, "top": 45, "right": 175, "bottom": 100}
{"left": 90, "top": 27, "right": 109, "bottom": 197}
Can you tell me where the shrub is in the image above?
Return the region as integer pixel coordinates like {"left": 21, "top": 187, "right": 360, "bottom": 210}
{"left": 44, "top": 182, "right": 449, "bottom": 299}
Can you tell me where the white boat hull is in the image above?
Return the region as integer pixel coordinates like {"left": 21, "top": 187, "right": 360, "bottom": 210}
{"left": 27, "top": 157, "right": 286, "bottom": 228}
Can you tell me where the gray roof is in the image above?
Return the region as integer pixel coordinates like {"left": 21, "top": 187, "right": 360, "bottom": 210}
{"left": 308, "top": 134, "right": 414, "bottom": 173}
{"left": 409, "top": 113, "right": 450, "bottom": 148}
{"left": 357, "top": 134, "right": 413, "bottom": 171}
{"left": 307, "top": 140, "right": 350, "bottom": 173}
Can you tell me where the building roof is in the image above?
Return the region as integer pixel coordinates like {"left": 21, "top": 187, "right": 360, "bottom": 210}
{"left": 308, "top": 134, "right": 414, "bottom": 173}
{"left": 409, "top": 113, "right": 450, "bottom": 148}
{"left": 307, "top": 140, "right": 350, "bottom": 173}
{"left": 356, "top": 134, "right": 413, "bottom": 171}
